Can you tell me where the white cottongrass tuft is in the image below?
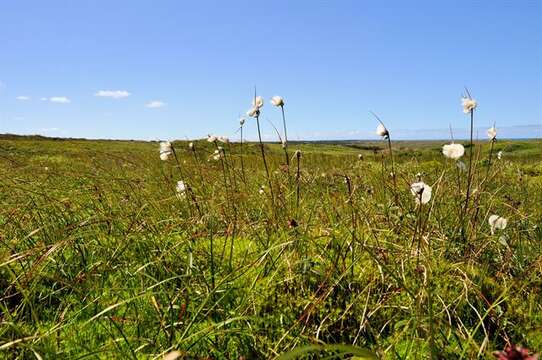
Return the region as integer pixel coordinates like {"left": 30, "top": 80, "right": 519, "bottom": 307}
{"left": 487, "top": 126, "right": 497, "bottom": 140}
{"left": 188, "top": 142, "right": 194, "bottom": 150}
{"left": 376, "top": 123, "right": 389, "bottom": 138}
{"left": 212, "top": 149, "right": 222, "bottom": 161}
{"left": 442, "top": 143, "right": 465, "bottom": 160}
{"left": 488, "top": 215, "right": 507, "bottom": 235}
{"left": 497, "top": 151, "right": 503, "bottom": 160}
{"left": 207, "top": 135, "right": 217, "bottom": 143}
{"left": 159, "top": 141, "right": 173, "bottom": 161}
{"left": 270, "top": 95, "right": 284, "bottom": 107}
{"left": 462, "top": 97, "right": 477, "bottom": 113}
{"left": 176, "top": 180, "right": 187, "bottom": 198}
{"left": 410, "top": 181, "right": 432, "bottom": 205}
{"left": 247, "top": 107, "right": 259, "bottom": 118}
{"left": 252, "top": 96, "right": 264, "bottom": 109}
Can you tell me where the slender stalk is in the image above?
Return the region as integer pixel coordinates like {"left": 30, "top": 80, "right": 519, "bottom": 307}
{"left": 487, "top": 138, "right": 495, "bottom": 168}
{"left": 462, "top": 109, "right": 475, "bottom": 241}
{"left": 256, "top": 115, "right": 275, "bottom": 208}
{"left": 172, "top": 145, "right": 201, "bottom": 217}
{"left": 239, "top": 125, "right": 246, "bottom": 183}
{"left": 190, "top": 144, "right": 205, "bottom": 187}
{"left": 387, "top": 136, "right": 398, "bottom": 195}
{"left": 295, "top": 151, "right": 301, "bottom": 217}
{"left": 345, "top": 175, "right": 356, "bottom": 279}
{"left": 280, "top": 105, "right": 290, "bottom": 168}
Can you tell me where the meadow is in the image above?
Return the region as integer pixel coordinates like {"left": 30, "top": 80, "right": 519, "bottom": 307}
{"left": 1, "top": 131, "right": 541, "bottom": 359}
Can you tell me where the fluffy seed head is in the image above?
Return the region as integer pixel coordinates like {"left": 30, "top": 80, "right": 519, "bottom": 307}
{"left": 247, "top": 107, "right": 259, "bottom": 118}
{"left": 487, "top": 126, "right": 497, "bottom": 140}
{"left": 442, "top": 143, "right": 465, "bottom": 160}
{"left": 411, "top": 181, "right": 432, "bottom": 205}
{"left": 159, "top": 141, "right": 173, "bottom": 161}
{"left": 376, "top": 123, "right": 389, "bottom": 138}
{"left": 497, "top": 151, "right": 503, "bottom": 160}
{"left": 489, "top": 215, "right": 507, "bottom": 235}
{"left": 270, "top": 95, "right": 284, "bottom": 107}
{"left": 176, "top": 180, "right": 187, "bottom": 198}
{"left": 462, "top": 97, "right": 478, "bottom": 113}
{"left": 252, "top": 96, "right": 264, "bottom": 109}
{"left": 207, "top": 135, "right": 217, "bottom": 143}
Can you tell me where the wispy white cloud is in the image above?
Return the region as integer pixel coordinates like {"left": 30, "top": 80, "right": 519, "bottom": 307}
{"left": 145, "top": 100, "right": 166, "bottom": 108}
{"left": 95, "top": 90, "right": 131, "bottom": 99}
{"left": 49, "top": 96, "right": 71, "bottom": 104}
{"left": 16, "top": 95, "right": 31, "bottom": 101}
{"left": 40, "top": 97, "right": 48, "bottom": 101}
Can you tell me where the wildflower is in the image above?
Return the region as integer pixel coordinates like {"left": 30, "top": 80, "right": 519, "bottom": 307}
{"left": 218, "top": 136, "right": 229, "bottom": 144}
{"left": 462, "top": 97, "right": 477, "bottom": 113}
{"left": 376, "top": 123, "right": 389, "bottom": 138}
{"left": 489, "top": 215, "right": 507, "bottom": 235}
{"left": 442, "top": 143, "right": 465, "bottom": 160}
{"left": 176, "top": 180, "right": 187, "bottom": 198}
{"left": 270, "top": 95, "right": 284, "bottom": 107}
{"left": 497, "top": 151, "right": 503, "bottom": 160}
{"left": 159, "top": 141, "right": 173, "bottom": 161}
{"left": 493, "top": 344, "right": 538, "bottom": 360}
{"left": 487, "top": 126, "right": 497, "bottom": 140}
{"left": 207, "top": 135, "right": 217, "bottom": 143}
{"left": 239, "top": 117, "right": 246, "bottom": 126}
{"left": 252, "top": 95, "right": 264, "bottom": 109}
{"left": 247, "top": 106, "right": 259, "bottom": 118}
{"left": 410, "top": 181, "right": 432, "bottom": 205}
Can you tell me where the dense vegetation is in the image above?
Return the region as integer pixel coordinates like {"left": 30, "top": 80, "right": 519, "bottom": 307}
{"left": 1, "top": 136, "right": 541, "bottom": 359}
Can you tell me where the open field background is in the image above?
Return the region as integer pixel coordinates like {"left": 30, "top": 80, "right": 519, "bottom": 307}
{"left": 1, "top": 136, "right": 541, "bottom": 359}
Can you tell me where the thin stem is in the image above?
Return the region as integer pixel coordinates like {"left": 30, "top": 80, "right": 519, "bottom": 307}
{"left": 240, "top": 126, "right": 246, "bottom": 183}
{"left": 462, "top": 109, "right": 475, "bottom": 240}
{"left": 256, "top": 115, "right": 275, "bottom": 209}
{"left": 487, "top": 139, "right": 495, "bottom": 168}
{"left": 281, "top": 105, "right": 290, "bottom": 168}
{"left": 296, "top": 151, "right": 301, "bottom": 217}
{"left": 387, "top": 136, "right": 398, "bottom": 200}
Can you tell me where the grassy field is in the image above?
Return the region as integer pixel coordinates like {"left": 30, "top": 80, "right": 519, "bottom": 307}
{"left": 1, "top": 135, "right": 541, "bottom": 359}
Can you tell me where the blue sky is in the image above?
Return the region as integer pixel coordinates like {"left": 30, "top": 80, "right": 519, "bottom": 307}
{"left": 1, "top": 0, "right": 540, "bottom": 140}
